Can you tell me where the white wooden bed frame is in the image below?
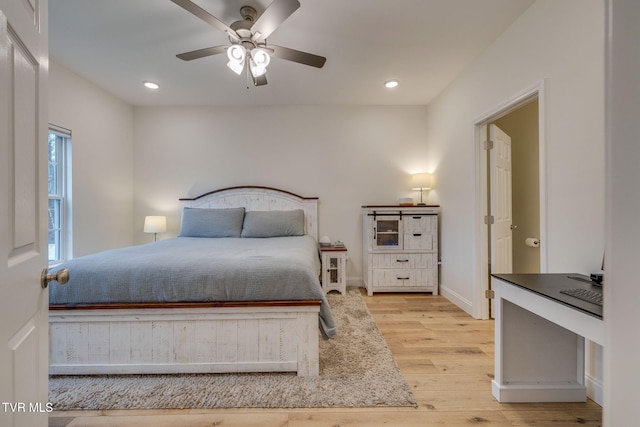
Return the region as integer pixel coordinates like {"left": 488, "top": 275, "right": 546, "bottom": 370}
{"left": 49, "top": 186, "right": 322, "bottom": 377}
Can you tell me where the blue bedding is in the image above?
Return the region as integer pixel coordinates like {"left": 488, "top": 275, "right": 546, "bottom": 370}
{"left": 49, "top": 236, "right": 335, "bottom": 338}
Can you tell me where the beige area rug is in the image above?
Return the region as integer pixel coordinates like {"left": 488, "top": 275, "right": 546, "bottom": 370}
{"left": 49, "top": 288, "right": 417, "bottom": 410}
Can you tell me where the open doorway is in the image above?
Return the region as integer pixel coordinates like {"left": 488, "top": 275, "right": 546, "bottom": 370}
{"left": 492, "top": 100, "right": 540, "bottom": 273}
{"left": 474, "top": 83, "right": 547, "bottom": 319}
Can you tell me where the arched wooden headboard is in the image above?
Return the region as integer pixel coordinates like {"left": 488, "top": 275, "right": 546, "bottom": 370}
{"left": 179, "top": 186, "right": 319, "bottom": 239}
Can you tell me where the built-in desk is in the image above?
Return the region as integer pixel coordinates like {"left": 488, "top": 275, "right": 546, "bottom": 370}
{"left": 491, "top": 273, "right": 604, "bottom": 403}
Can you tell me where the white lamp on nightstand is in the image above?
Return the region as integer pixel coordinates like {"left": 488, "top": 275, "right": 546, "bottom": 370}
{"left": 411, "top": 173, "right": 433, "bottom": 206}
{"left": 144, "top": 215, "right": 166, "bottom": 242}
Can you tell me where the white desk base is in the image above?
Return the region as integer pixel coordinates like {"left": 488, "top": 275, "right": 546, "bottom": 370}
{"left": 492, "top": 277, "right": 604, "bottom": 403}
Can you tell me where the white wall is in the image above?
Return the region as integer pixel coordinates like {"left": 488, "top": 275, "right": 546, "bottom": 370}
{"left": 423, "top": 0, "right": 605, "bottom": 313}
{"left": 132, "top": 105, "right": 431, "bottom": 281}
{"left": 604, "top": 0, "right": 640, "bottom": 423}
{"left": 49, "top": 61, "right": 135, "bottom": 256}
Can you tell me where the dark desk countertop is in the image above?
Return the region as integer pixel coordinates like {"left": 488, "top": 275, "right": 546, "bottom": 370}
{"left": 491, "top": 273, "right": 603, "bottom": 320}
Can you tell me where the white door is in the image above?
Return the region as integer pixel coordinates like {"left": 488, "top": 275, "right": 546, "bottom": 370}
{"left": 490, "top": 124, "right": 513, "bottom": 274}
{"left": 0, "top": 1, "right": 50, "bottom": 426}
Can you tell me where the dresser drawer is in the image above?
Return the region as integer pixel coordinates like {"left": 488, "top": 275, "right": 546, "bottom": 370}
{"left": 371, "top": 268, "right": 436, "bottom": 287}
{"left": 370, "top": 253, "right": 436, "bottom": 269}
{"left": 403, "top": 215, "right": 436, "bottom": 234}
{"left": 403, "top": 215, "right": 437, "bottom": 250}
{"left": 403, "top": 233, "right": 436, "bottom": 250}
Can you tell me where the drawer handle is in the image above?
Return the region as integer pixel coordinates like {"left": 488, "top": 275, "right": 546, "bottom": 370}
{"left": 412, "top": 216, "right": 422, "bottom": 219}
{"left": 397, "top": 277, "right": 410, "bottom": 280}
{"left": 396, "top": 259, "right": 409, "bottom": 263}
{"left": 413, "top": 233, "right": 422, "bottom": 237}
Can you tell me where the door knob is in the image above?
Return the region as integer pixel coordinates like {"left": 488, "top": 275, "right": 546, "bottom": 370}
{"left": 41, "top": 268, "right": 69, "bottom": 289}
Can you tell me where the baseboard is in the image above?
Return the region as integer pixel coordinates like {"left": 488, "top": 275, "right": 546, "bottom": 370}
{"left": 347, "top": 276, "right": 363, "bottom": 289}
{"left": 492, "top": 380, "right": 587, "bottom": 403}
{"left": 439, "top": 284, "right": 474, "bottom": 317}
{"left": 586, "top": 373, "right": 603, "bottom": 406}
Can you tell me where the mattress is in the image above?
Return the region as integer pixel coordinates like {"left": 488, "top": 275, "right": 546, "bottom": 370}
{"left": 49, "top": 235, "right": 335, "bottom": 338}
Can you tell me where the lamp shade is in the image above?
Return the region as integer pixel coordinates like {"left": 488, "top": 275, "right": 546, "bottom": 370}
{"left": 250, "top": 47, "right": 271, "bottom": 77}
{"left": 411, "top": 173, "right": 433, "bottom": 190}
{"left": 226, "top": 45, "right": 246, "bottom": 75}
{"left": 143, "top": 216, "right": 166, "bottom": 233}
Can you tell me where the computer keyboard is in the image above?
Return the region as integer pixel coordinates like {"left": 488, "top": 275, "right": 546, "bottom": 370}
{"left": 560, "top": 288, "right": 603, "bottom": 306}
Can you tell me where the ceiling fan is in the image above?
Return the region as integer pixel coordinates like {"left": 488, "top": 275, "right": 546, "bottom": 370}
{"left": 170, "top": 0, "right": 326, "bottom": 86}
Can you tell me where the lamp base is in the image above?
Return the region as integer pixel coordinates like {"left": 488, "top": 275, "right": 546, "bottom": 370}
{"left": 416, "top": 203, "right": 427, "bottom": 206}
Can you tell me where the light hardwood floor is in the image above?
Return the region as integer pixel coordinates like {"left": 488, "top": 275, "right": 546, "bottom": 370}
{"left": 49, "top": 290, "right": 602, "bottom": 427}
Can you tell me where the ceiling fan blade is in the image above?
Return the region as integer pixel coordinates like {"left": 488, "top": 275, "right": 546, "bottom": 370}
{"left": 176, "top": 45, "right": 227, "bottom": 61}
{"left": 251, "top": 0, "right": 300, "bottom": 40}
{"left": 252, "top": 72, "right": 268, "bottom": 86}
{"left": 270, "top": 45, "right": 326, "bottom": 68}
{"left": 170, "top": 0, "right": 238, "bottom": 39}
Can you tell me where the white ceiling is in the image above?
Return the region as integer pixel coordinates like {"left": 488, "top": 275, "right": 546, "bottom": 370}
{"left": 49, "top": 0, "right": 535, "bottom": 106}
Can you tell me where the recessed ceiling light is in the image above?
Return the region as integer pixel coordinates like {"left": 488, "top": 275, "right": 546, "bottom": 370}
{"left": 143, "top": 81, "right": 159, "bottom": 90}
{"left": 384, "top": 80, "right": 399, "bottom": 89}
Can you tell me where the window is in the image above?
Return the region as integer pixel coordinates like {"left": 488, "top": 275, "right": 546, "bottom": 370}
{"left": 48, "top": 126, "right": 72, "bottom": 264}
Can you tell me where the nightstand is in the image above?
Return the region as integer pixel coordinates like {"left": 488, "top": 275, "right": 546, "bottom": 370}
{"left": 319, "top": 244, "right": 347, "bottom": 295}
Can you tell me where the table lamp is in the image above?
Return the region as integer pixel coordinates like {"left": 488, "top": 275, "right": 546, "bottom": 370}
{"left": 411, "top": 173, "right": 433, "bottom": 206}
{"left": 143, "top": 215, "right": 166, "bottom": 242}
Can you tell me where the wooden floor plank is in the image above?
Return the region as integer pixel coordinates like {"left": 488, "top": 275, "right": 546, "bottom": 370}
{"left": 61, "top": 413, "right": 289, "bottom": 427}
{"left": 287, "top": 410, "right": 514, "bottom": 426}
{"left": 502, "top": 409, "right": 603, "bottom": 426}
{"left": 50, "top": 289, "right": 602, "bottom": 427}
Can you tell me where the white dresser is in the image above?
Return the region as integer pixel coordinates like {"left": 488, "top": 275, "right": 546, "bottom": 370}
{"left": 362, "top": 205, "right": 439, "bottom": 296}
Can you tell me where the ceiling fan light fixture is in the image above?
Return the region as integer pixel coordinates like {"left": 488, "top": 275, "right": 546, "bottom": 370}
{"left": 227, "top": 44, "right": 246, "bottom": 62}
{"left": 251, "top": 48, "right": 271, "bottom": 67}
{"left": 227, "top": 44, "right": 247, "bottom": 75}
{"left": 227, "top": 59, "right": 245, "bottom": 75}
{"left": 249, "top": 47, "right": 271, "bottom": 77}
{"left": 226, "top": 44, "right": 247, "bottom": 75}
{"left": 249, "top": 58, "right": 267, "bottom": 77}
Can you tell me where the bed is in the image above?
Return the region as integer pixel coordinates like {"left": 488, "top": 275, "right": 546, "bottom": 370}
{"left": 48, "top": 186, "right": 334, "bottom": 377}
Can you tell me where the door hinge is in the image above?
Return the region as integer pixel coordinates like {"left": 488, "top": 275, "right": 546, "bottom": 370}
{"left": 484, "top": 215, "right": 494, "bottom": 225}
{"left": 484, "top": 140, "right": 494, "bottom": 150}
{"left": 485, "top": 289, "right": 495, "bottom": 299}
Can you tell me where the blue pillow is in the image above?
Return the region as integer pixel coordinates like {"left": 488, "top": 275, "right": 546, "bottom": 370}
{"left": 241, "top": 210, "right": 305, "bottom": 238}
{"left": 178, "top": 207, "right": 245, "bottom": 238}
